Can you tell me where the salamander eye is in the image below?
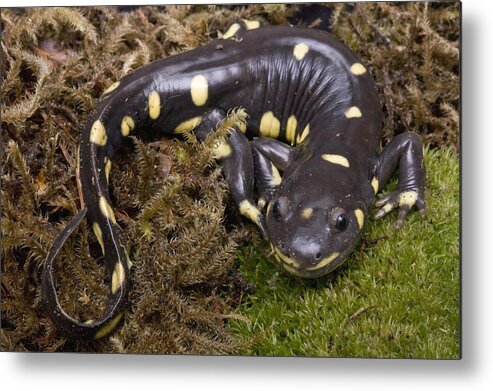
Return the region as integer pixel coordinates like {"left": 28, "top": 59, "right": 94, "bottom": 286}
{"left": 272, "top": 201, "right": 281, "bottom": 221}
{"left": 272, "top": 196, "right": 290, "bottom": 222}
{"left": 335, "top": 213, "right": 348, "bottom": 230}
{"left": 330, "top": 207, "right": 348, "bottom": 231}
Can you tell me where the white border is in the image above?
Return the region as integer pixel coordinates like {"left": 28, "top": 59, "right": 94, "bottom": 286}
{"left": 2, "top": 0, "right": 492, "bottom": 390}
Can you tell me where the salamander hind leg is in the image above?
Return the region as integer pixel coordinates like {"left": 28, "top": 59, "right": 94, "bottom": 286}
{"left": 373, "top": 132, "right": 426, "bottom": 228}
{"left": 194, "top": 109, "right": 266, "bottom": 238}
{"left": 193, "top": 109, "right": 227, "bottom": 142}
{"left": 225, "top": 129, "right": 267, "bottom": 238}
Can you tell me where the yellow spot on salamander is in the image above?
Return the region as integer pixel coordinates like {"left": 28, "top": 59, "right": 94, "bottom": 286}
{"left": 266, "top": 200, "right": 273, "bottom": 217}
{"left": 174, "top": 116, "right": 202, "bottom": 134}
{"left": 239, "top": 200, "right": 261, "bottom": 226}
{"left": 92, "top": 222, "right": 104, "bottom": 255}
{"left": 274, "top": 247, "right": 300, "bottom": 269}
{"left": 371, "top": 177, "right": 379, "bottom": 194}
{"left": 212, "top": 139, "right": 232, "bottom": 159}
{"left": 190, "top": 75, "right": 208, "bottom": 107}
{"left": 103, "top": 81, "right": 120, "bottom": 96}
{"left": 345, "top": 106, "right": 362, "bottom": 119}
{"left": 123, "top": 247, "right": 133, "bottom": 269}
{"left": 111, "top": 262, "right": 125, "bottom": 294}
{"left": 120, "top": 115, "right": 135, "bottom": 137}
{"left": 99, "top": 196, "right": 116, "bottom": 224}
{"left": 354, "top": 208, "right": 364, "bottom": 229}
{"left": 301, "top": 208, "right": 313, "bottom": 219}
{"left": 306, "top": 252, "right": 340, "bottom": 271}
{"left": 148, "top": 90, "right": 161, "bottom": 120}
{"left": 222, "top": 23, "right": 241, "bottom": 39}
{"left": 257, "top": 197, "right": 267, "bottom": 211}
{"left": 105, "top": 159, "right": 111, "bottom": 184}
{"left": 293, "top": 43, "right": 309, "bottom": 61}
{"left": 89, "top": 120, "right": 107, "bottom": 146}
{"left": 286, "top": 115, "right": 298, "bottom": 145}
{"left": 399, "top": 191, "right": 418, "bottom": 207}
{"left": 259, "top": 111, "right": 281, "bottom": 139}
{"left": 271, "top": 163, "right": 282, "bottom": 186}
{"left": 350, "top": 63, "right": 367, "bottom": 75}
{"left": 243, "top": 19, "right": 260, "bottom": 30}
{"left": 281, "top": 263, "right": 303, "bottom": 277}
{"left": 296, "top": 124, "right": 310, "bottom": 144}
{"left": 321, "top": 154, "right": 350, "bottom": 168}
{"left": 382, "top": 203, "right": 394, "bottom": 214}
{"left": 94, "top": 313, "right": 123, "bottom": 340}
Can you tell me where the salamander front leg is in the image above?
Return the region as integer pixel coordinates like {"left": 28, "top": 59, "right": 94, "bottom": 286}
{"left": 250, "top": 137, "right": 295, "bottom": 171}
{"left": 250, "top": 137, "right": 294, "bottom": 211}
{"left": 373, "top": 132, "right": 426, "bottom": 228}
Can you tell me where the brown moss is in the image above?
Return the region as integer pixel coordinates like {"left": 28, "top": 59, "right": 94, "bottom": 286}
{"left": 1, "top": 3, "right": 459, "bottom": 353}
{"left": 330, "top": 2, "right": 460, "bottom": 149}
{"left": 0, "top": 5, "right": 277, "bottom": 354}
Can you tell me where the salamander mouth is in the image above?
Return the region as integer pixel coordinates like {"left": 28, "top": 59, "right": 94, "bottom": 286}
{"left": 270, "top": 244, "right": 348, "bottom": 279}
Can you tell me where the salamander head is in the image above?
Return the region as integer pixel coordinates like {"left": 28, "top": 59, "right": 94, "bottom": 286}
{"left": 265, "top": 161, "right": 367, "bottom": 278}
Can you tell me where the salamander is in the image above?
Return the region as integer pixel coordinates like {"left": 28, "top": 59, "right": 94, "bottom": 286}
{"left": 42, "top": 22, "right": 426, "bottom": 340}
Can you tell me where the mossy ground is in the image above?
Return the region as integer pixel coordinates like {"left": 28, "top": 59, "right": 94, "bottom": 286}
{"left": 1, "top": 3, "right": 460, "bottom": 356}
{"left": 230, "top": 146, "right": 460, "bottom": 358}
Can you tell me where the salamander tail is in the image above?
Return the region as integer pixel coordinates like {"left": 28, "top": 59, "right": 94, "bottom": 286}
{"left": 41, "top": 207, "right": 129, "bottom": 340}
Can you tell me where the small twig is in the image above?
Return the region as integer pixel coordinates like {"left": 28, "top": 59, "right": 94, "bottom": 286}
{"left": 362, "top": 235, "right": 389, "bottom": 248}
{"left": 355, "top": 4, "right": 391, "bottom": 46}
{"left": 76, "top": 156, "right": 85, "bottom": 210}
{"left": 347, "top": 305, "right": 378, "bottom": 325}
{"left": 59, "top": 142, "right": 71, "bottom": 165}
{"left": 307, "top": 18, "right": 322, "bottom": 29}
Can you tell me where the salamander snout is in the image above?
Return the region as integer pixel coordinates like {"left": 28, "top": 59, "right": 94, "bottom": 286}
{"left": 274, "top": 240, "right": 320, "bottom": 262}
{"left": 266, "top": 193, "right": 364, "bottom": 278}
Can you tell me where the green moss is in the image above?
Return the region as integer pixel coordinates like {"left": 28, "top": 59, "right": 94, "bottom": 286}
{"left": 230, "top": 147, "right": 460, "bottom": 358}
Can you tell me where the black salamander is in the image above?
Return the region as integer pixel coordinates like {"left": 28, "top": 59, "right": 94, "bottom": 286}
{"left": 42, "top": 22, "right": 426, "bottom": 340}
